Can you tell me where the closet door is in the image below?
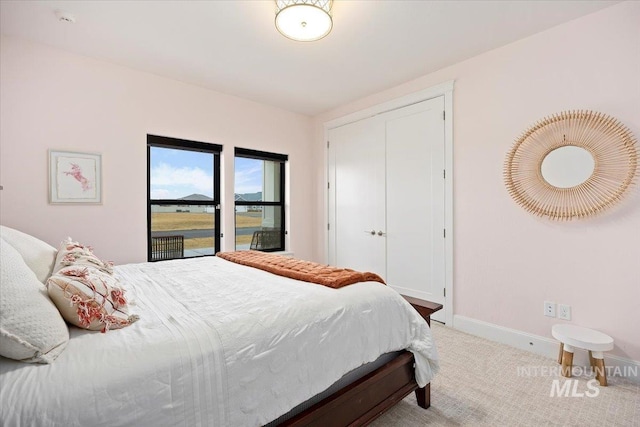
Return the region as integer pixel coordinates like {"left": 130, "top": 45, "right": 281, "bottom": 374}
{"left": 328, "top": 95, "right": 447, "bottom": 323}
{"left": 383, "top": 97, "right": 446, "bottom": 317}
{"left": 328, "top": 117, "right": 386, "bottom": 278}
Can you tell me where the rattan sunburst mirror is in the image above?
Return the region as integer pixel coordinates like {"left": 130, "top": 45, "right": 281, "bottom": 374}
{"left": 504, "top": 110, "right": 638, "bottom": 220}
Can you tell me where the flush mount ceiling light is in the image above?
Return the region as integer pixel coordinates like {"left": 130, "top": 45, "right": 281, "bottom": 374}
{"left": 275, "top": 0, "right": 333, "bottom": 42}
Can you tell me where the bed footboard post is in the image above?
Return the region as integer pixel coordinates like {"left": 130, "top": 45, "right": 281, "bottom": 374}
{"left": 415, "top": 384, "right": 430, "bottom": 409}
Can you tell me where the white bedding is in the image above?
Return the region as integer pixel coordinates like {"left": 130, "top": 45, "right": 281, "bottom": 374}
{"left": 0, "top": 256, "right": 438, "bottom": 426}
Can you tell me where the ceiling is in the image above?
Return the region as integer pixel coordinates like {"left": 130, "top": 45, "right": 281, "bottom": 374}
{"left": 0, "top": 1, "right": 620, "bottom": 116}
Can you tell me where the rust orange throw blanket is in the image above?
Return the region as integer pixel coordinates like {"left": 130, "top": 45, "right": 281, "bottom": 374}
{"left": 216, "top": 251, "right": 385, "bottom": 289}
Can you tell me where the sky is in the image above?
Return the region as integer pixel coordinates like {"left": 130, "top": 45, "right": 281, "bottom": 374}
{"left": 150, "top": 146, "right": 262, "bottom": 199}
{"left": 234, "top": 157, "right": 263, "bottom": 195}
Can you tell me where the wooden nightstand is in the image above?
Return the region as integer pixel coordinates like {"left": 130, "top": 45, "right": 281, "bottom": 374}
{"left": 402, "top": 295, "right": 443, "bottom": 325}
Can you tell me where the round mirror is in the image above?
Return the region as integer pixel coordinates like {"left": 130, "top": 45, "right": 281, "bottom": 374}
{"left": 541, "top": 145, "right": 595, "bottom": 188}
{"left": 505, "top": 110, "right": 637, "bottom": 220}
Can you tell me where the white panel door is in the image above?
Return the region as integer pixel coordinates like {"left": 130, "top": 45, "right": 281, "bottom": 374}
{"left": 328, "top": 96, "right": 446, "bottom": 322}
{"left": 383, "top": 97, "right": 446, "bottom": 322}
{"left": 328, "top": 117, "right": 386, "bottom": 278}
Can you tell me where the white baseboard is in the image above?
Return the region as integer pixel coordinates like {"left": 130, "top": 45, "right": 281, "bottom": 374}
{"left": 452, "top": 315, "right": 640, "bottom": 383}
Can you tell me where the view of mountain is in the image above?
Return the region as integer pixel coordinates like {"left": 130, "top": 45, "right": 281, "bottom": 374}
{"left": 234, "top": 192, "right": 262, "bottom": 202}
{"left": 179, "top": 194, "right": 213, "bottom": 201}
{"left": 179, "top": 192, "right": 263, "bottom": 202}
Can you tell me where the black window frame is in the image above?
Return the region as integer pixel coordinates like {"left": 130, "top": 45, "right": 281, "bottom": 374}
{"left": 147, "top": 134, "right": 222, "bottom": 261}
{"left": 234, "top": 147, "right": 287, "bottom": 252}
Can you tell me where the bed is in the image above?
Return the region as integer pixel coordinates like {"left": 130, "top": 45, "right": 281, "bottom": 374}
{"left": 0, "top": 232, "right": 439, "bottom": 426}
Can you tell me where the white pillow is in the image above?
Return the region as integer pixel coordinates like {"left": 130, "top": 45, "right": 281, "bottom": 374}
{"left": 0, "top": 238, "right": 69, "bottom": 363}
{"left": 0, "top": 225, "right": 57, "bottom": 284}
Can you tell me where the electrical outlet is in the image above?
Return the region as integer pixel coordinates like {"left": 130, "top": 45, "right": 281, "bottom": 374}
{"left": 544, "top": 301, "right": 556, "bottom": 317}
{"left": 558, "top": 304, "right": 571, "bottom": 320}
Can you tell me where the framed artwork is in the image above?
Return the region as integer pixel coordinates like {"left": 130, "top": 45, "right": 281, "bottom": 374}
{"left": 49, "top": 150, "right": 102, "bottom": 204}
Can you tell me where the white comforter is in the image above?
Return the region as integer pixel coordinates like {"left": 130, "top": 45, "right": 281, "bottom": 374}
{"left": 0, "top": 256, "right": 438, "bottom": 426}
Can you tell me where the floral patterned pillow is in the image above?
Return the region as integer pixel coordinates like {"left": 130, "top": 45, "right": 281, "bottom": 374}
{"left": 52, "top": 237, "right": 114, "bottom": 275}
{"left": 47, "top": 239, "right": 138, "bottom": 333}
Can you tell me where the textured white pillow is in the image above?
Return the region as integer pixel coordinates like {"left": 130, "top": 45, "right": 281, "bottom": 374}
{"left": 0, "top": 238, "right": 69, "bottom": 363}
{"left": 0, "top": 225, "right": 57, "bottom": 284}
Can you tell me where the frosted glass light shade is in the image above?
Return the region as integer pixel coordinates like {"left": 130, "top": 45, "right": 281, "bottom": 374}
{"left": 275, "top": 0, "right": 333, "bottom": 42}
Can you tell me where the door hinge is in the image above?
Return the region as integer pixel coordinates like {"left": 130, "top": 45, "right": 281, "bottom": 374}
{"left": 444, "top": 288, "right": 446, "bottom": 297}
{"left": 443, "top": 169, "right": 446, "bottom": 179}
{"left": 443, "top": 229, "right": 446, "bottom": 238}
{"left": 327, "top": 140, "right": 330, "bottom": 148}
{"left": 328, "top": 223, "right": 330, "bottom": 231}
{"left": 327, "top": 182, "right": 330, "bottom": 189}
{"left": 442, "top": 110, "right": 445, "bottom": 120}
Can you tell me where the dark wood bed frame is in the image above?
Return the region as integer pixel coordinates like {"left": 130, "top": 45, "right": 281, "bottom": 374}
{"left": 282, "top": 298, "right": 443, "bottom": 426}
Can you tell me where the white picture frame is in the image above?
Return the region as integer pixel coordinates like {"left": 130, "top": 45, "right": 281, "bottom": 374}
{"left": 49, "top": 150, "right": 102, "bottom": 204}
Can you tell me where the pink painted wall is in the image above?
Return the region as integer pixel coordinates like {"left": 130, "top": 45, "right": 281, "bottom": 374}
{"left": 313, "top": 2, "right": 640, "bottom": 361}
{"left": 0, "top": 36, "right": 315, "bottom": 264}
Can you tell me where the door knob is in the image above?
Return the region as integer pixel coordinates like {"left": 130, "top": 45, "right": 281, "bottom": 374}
{"left": 377, "top": 231, "right": 386, "bottom": 236}
{"left": 364, "top": 230, "right": 375, "bottom": 235}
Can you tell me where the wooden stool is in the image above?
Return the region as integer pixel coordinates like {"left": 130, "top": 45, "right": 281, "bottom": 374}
{"left": 551, "top": 324, "right": 614, "bottom": 386}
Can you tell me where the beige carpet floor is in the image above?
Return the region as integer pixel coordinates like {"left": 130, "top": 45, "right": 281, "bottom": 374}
{"left": 373, "top": 322, "right": 639, "bottom": 427}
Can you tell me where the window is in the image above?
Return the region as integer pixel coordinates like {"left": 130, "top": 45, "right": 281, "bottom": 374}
{"left": 147, "top": 135, "right": 221, "bottom": 261}
{"left": 234, "top": 148, "right": 287, "bottom": 251}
